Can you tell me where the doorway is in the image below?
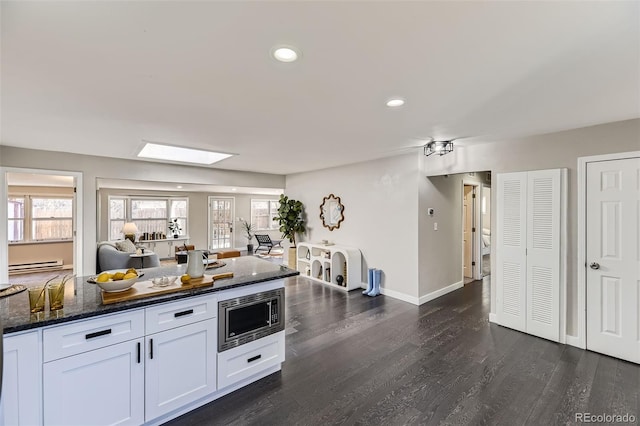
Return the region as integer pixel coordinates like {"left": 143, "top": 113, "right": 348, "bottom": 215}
{"left": 463, "top": 184, "right": 475, "bottom": 283}
{"left": 208, "top": 197, "right": 234, "bottom": 250}
{"left": 0, "top": 168, "right": 83, "bottom": 283}
{"left": 584, "top": 155, "right": 640, "bottom": 363}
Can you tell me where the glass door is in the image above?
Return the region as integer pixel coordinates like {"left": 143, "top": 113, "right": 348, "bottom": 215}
{"left": 208, "top": 197, "right": 234, "bottom": 250}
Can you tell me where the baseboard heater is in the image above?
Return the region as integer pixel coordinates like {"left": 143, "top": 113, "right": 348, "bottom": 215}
{"left": 9, "top": 259, "right": 63, "bottom": 274}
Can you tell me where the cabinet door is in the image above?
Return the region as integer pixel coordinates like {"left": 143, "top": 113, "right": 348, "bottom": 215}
{"left": 1, "top": 332, "right": 42, "bottom": 426}
{"left": 145, "top": 319, "right": 216, "bottom": 421}
{"left": 43, "top": 339, "right": 144, "bottom": 426}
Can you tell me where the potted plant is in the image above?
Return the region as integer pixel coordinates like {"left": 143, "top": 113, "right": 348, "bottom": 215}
{"left": 273, "top": 194, "right": 305, "bottom": 268}
{"left": 168, "top": 219, "right": 182, "bottom": 238}
{"left": 239, "top": 219, "right": 255, "bottom": 254}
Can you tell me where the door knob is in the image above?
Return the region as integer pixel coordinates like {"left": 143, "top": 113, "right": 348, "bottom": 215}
{"left": 589, "top": 262, "right": 600, "bottom": 270}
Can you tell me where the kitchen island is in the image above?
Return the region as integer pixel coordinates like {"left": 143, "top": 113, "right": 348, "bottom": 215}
{"left": 0, "top": 256, "right": 299, "bottom": 426}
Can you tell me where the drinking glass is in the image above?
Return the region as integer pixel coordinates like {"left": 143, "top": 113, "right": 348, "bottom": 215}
{"left": 28, "top": 286, "right": 46, "bottom": 313}
{"left": 48, "top": 282, "right": 65, "bottom": 311}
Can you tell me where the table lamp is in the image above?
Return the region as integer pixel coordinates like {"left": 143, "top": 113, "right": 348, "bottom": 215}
{"left": 122, "top": 222, "right": 138, "bottom": 243}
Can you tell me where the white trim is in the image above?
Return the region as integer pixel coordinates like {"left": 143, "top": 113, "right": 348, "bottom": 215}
{"left": 489, "top": 313, "right": 498, "bottom": 323}
{"left": 418, "top": 280, "right": 464, "bottom": 305}
{"left": 577, "top": 151, "right": 640, "bottom": 351}
{"left": 559, "top": 168, "right": 568, "bottom": 344}
{"left": 462, "top": 179, "right": 482, "bottom": 281}
{"left": 0, "top": 167, "right": 83, "bottom": 282}
{"left": 380, "top": 287, "right": 420, "bottom": 305}
{"left": 565, "top": 335, "right": 584, "bottom": 349}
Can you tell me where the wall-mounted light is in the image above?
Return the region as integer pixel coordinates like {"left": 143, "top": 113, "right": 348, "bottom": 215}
{"left": 424, "top": 140, "right": 454, "bottom": 156}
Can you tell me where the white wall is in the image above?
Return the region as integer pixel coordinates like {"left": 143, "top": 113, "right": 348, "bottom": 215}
{"left": 285, "top": 154, "right": 421, "bottom": 302}
{"left": 418, "top": 172, "right": 490, "bottom": 299}
{"left": 419, "top": 118, "right": 640, "bottom": 338}
{"left": 0, "top": 146, "right": 286, "bottom": 274}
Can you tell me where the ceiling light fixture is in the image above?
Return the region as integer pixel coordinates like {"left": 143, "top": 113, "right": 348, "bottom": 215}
{"left": 138, "top": 142, "right": 234, "bottom": 165}
{"left": 424, "top": 140, "right": 454, "bottom": 156}
{"left": 386, "top": 98, "right": 405, "bottom": 108}
{"left": 272, "top": 46, "right": 299, "bottom": 62}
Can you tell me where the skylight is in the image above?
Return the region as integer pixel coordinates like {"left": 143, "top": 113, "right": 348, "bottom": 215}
{"left": 137, "top": 142, "right": 234, "bottom": 165}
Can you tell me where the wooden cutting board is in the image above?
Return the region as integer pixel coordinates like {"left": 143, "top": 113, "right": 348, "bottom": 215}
{"left": 101, "top": 272, "right": 234, "bottom": 305}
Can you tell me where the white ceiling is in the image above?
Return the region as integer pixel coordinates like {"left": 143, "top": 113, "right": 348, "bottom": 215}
{"left": 2, "top": 1, "right": 639, "bottom": 175}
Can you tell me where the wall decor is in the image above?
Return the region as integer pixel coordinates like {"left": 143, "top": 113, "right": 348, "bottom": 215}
{"left": 320, "top": 193, "right": 345, "bottom": 231}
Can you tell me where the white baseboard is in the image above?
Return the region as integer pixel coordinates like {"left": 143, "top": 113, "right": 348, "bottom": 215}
{"left": 565, "top": 335, "right": 585, "bottom": 349}
{"left": 489, "top": 313, "right": 498, "bottom": 323}
{"left": 417, "top": 280, "right": 464, "bottom": 305}
{"left": 380, "top": 287, "right": 420, "bottom": 305}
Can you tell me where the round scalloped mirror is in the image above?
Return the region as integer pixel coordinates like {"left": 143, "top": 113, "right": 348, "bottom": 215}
{"left": 320, "top": 194, "right": 344, "bottom": 231}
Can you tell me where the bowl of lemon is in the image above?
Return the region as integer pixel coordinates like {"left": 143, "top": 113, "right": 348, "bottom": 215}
{"left": 94, "top": 268, "right": 139, "bottom": 292}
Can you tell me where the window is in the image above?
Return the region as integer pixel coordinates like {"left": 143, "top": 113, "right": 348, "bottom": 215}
{"left": 107, "top": 196, "right": 188, "bottom": 241}
{"left": 109, "top": 198, "right": 126, "bottom": 241}
{"left": 7, "top": 196, "right": 73, "bottom": 242}
{"left": 31, "top": 198, "right": 73, "bottom": 240}
{"left": 8, "top": 197, "right": 25, "bottom": 242}
{"left": 251, "top": 199, "right": 279, "bottom": 230}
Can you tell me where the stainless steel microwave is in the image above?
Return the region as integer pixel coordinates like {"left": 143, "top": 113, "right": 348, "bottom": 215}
{"left": 218, "top": 288, "right": 284, "bottom": 352}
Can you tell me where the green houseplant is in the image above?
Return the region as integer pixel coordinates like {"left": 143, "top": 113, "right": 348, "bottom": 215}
{"left": 273, "top": 194, "right": 305, "bottom": 268}
{"left": 239, "top": 219, "right": 256, "bottom": 254}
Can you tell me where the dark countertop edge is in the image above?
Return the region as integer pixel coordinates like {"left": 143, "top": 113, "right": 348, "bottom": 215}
{"left": 3, "top": 270, "right": 299, "bottom": 335}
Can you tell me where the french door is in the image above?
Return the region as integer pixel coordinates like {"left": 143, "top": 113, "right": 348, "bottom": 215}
{"left": 586, "top": 157, "right": 640, "bottom": 363}
{"left": 208, "top": 197, "right": 234, "bottom": 250}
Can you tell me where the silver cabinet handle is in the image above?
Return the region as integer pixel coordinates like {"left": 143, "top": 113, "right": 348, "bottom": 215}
{"left": 590, "top": 262, "right": 600, "bottom": 270}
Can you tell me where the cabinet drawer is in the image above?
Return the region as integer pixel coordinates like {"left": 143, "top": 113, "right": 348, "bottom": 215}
{"left": 145, "top": 294, "right": 216, "bottom": 335}
{"left": 217, "top": 331, "right": 284, "bottom": 389}
{"left": 43, "top": 310, "right": 145, "bottom": 362}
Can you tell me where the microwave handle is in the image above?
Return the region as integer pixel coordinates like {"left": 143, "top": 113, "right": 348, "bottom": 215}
{"left": 267, "top": 301, "right": 272, "bottom": 326}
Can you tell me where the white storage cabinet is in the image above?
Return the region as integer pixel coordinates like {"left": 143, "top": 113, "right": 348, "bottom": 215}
{"left": 1, "top": 331, "right": 42, "bottom": 426}
{"left": 296, "top": 243, "right": 362, "bottom": 291}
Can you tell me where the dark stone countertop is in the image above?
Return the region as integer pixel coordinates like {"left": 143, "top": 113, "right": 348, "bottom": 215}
{"left": 1, "top": 256, "right": 299, "bottom": 335}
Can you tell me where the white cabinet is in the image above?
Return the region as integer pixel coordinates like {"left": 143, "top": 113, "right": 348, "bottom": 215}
{"left": 1, "top": 331, "right": 42, "bottom": 426}
{"left": 296, "top": 243, "right": 362, "bottom": 291}
{"left": 144, "top": 295, "right": 217, "bottom": 421}
{"left": 42, "top": 310, "right": 145, "bottom": 426}
{"left": 217, "top": 331, "right": 284, "bottom": 390}
{"left": 138, "top": 238, "right": 189, "bottom": 260}
{"left": 43, "top": 339, "right": 144, "bottom": 426}
{"left": 495, "top": 169, "right": 566, "bottom": 342}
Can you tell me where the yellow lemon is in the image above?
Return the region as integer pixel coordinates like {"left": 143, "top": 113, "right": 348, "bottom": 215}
{"left": 96, "top": 273, "right": 110, "bottom": 283}
{"left": 126, "top": 268, "right": 138, "bottom": 276}
{"left": 123, "top": 272, "right": 137, "bottom": 280}
{"left": 180, "top": 274, "right": 191, "bottom": 284}
{"left": 112, "top": 272, "right": 125, "bottom": 281}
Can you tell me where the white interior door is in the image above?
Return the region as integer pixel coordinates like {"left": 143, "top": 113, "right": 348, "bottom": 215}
{"left": 586, "top": 157, "right": 640, "bottom": 363}
{"left": 208, "top": 197, "right": 234, "bottom": 250}
{"left": 496, "top": 172, "right": 528, "bottom": 332}
{"left": 525, "top": 169, "right": 561, "bottom": 342}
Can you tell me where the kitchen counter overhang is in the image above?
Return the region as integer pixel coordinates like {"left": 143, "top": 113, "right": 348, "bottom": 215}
{"left": 1, "top": 256, "right": 299, "bottom": 334}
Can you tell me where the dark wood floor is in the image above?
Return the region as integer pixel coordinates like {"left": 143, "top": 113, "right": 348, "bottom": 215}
{"left": 166, "top": 277, "right": 639, "bottom": 426}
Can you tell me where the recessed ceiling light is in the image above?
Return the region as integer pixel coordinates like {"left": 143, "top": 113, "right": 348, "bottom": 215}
{"left": 272, "top": 46, "right": 299, "bottom": 63}
{"left": 137, "top": 142, "right": 234, "bottom": 165}
{"left": 386, "top": 98, "right": 405, "bottom": 108}
{"left": 231, "top": 188, "right": 237, "bottom": 191}
{"left": 176, "top": 185, "right": 183, "bottom": 189}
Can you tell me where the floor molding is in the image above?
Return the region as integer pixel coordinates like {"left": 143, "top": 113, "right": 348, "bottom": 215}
{"left": 418, "top": 280, "right": 464, "bottom": 305}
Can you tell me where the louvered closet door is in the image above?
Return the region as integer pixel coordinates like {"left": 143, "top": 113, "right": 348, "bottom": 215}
{"left": 525, "top": 169, "right": 561, "bottom": 341}
{"left": 496, "top": 172, "right": 528, "bottom": 332}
